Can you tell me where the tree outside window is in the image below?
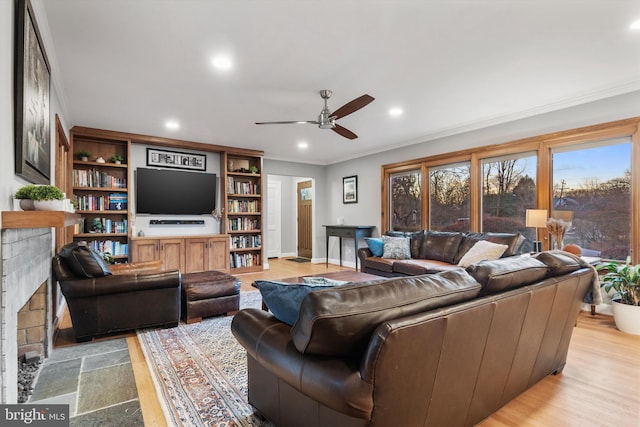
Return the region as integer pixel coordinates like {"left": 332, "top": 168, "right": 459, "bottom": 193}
{"left": 390, "top": 170, "right": 421, "bottom": 232}
{"left": 429, "top": 163, "right": 470, "bottom": 232}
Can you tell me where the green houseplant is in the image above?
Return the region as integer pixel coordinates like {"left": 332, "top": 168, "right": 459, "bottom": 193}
{"left": 14, "top": 184, "right": 38, "bottom": 210}
{"left": 31, "top": 185, "right": 66, "bottom": 211}
{"left": 597, "top": 256, "right": 640, "bottom": 334}
{"left": 76, "top": 150, "right": 91, "bottom": 161}
{"left": 110, "top": 154, "right": 124, "bottom": 164}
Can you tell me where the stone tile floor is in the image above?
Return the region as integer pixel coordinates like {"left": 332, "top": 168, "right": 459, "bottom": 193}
{"left": 29, "top": 337, "right": 144, "bottom": 426}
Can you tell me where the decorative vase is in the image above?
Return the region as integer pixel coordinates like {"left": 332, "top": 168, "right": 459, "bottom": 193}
{"left": 612, "top": 301, "right": 640, "bottom": 335}
{"left": 554, "top": 237, "right": 564, "bottom": 250}
{"left": 19, "top": 199, "right": 35, "bottom": 211}
{"left": 34, "top": 200, "right": 66, "bottom": 211}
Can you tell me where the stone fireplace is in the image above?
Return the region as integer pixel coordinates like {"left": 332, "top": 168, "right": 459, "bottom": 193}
{"left": 1, "top": 227, "right": 53, "bottom": 403}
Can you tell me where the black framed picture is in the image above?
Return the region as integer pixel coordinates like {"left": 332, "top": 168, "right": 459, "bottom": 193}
{"left": 15, "top": 0, "right": 51, "bottom": 184}
{"left": 146, "top": 148, "right": 207, "bottom": 171}
{"left": 343, "top": 175, "right": 358, "bottom": 204}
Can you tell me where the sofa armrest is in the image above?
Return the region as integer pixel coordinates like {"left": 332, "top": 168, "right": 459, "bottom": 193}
{"left": 357, "top": 247, "right": 373, "bottom": 270}
{"left": 60, "top": 270, "right": 181, "bottom": 299}
{"left": 110, "top": 260, "right": 164, "bottom": 275}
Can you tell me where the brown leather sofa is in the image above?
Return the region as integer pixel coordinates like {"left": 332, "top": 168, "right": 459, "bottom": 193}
{"left": 358, "top": 230, "right": 525, "bottom": 277}
{"left": 231, "top": 252, "right": 595, "bottom": 427}
{"left": 52, "top": 244, "right": 181, "bottom": 342}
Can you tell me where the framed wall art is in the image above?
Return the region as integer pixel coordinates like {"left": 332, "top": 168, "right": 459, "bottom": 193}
{"left": 343, "top": 175, "right": 358, "bottom": 204}
{"left": 146, "top": 148, "right": 207, "bottom": 171}
{"left": 15, "top": 0, "right": 51, "bottom": 184}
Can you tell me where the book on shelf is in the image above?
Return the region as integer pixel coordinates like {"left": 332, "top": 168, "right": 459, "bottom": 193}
{"left": 108, "top": 193, "right": 128, "bottom": 210}
{"left": 73, "top": 168, "right": 127, "bottom": 188}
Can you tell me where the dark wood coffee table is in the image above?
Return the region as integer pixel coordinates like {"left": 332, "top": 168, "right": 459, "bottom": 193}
{"left": 252, "top": 271, "right": 381, "bottom": 311}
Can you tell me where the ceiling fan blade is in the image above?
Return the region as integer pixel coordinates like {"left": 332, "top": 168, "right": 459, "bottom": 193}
{"left": 330, "top": 94, "right": 375, "bottom": 120}
{"left": 255, "top": 120, "right": 318, "bottom": 125}
{"left": 332, "top": 124, "right": 358, "bottom": 140}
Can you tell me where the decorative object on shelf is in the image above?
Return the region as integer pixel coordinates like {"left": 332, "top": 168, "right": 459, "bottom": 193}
{"left": 211, "top": 208, "right": 223, "bottom": 222}
{"left": 598, "top": 256, "right": 640, "bottom": 335}
{"left": 545, "top": 217, "right": 569, "bottom": 250}
{"left": 14, "top": 184, "right": 37, "bottom": 210}
{"left": 525, "top": 209, "right": 547, "bottom": 252}
{"left": 110, "top": 154, "right": 124, "bottom": 164}
{"left": 95, "top": 156, "right": 106, "bottom": 163}
{"left": 342, "top": 175, "right": 358, "bottom": 204}
{"left": 76, "top": 150, "right": 91, "bottom": 161}
{"left": 15, "top": 0, "right": 51, "bottom": 185}
{"left": 146, "top": 147, "right": 206, "bottom": 171}
{"left": 91, "top": 218, "right": 104, "bottom": 233}
{"left": 249, "top": 166, "right": 259, "bottom": 174}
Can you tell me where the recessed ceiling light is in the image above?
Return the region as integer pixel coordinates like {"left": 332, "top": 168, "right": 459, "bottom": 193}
{"left": 165, "top": 120, "right": 180, "bottom": 130}
{"left": 631, "top": 19, "right": 640, "bottom": 30}
{"left": 211, "top": 55, "right": 233, "bottom": 71}
{"left": 389, "top": 107, "right": 404, "bottom": 117}
{"left": 298, "top": 141, "right": 308, "bottom": 149}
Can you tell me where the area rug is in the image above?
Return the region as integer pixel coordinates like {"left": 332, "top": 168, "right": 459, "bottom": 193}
{"left": 286, "top": 257, "right": 310, "bottom": 263}
{"left": 137, "top": 291, "right": 272, "bottom": 426}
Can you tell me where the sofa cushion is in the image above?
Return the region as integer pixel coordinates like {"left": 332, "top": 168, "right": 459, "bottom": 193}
{"left": 454, "top": 232, "right": 525, "bottom": 264}
{"left": 392, "top": 259, "right": 461, "bottom": 275}
{"left": 419, "top": 231, "right": 464, "bottom": 263}
{"left": 291, "top": 269, "right": 482, "bottom": 356}
{"left": 466, "top": 256, "right": 548, "bottom": 295}
{"left": 382, "top": 235, "right": 411, "bottom": 259}
{"left": 364, "top": 237, "right": 384, "bottom": 257}
{"left": 457, "top": 240, "right": 508, "bottom": 268}
{"left": 409, "top": 231, "right": 425, "bottom": 259}
{"left": 363, "top": 256, "right": 395, "bottom": 273}
{"left": 58, "top": 242, "right": 112, "bottom": 278}
{"left": 254, "top": 279, "right": 349, "bottom": 325}
{"left": 532, "top": 251, "right": 582, "bottom": 276}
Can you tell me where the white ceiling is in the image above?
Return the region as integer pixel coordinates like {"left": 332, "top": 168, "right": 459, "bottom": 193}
{"left": 37, "top": 0, "right": 640, "bottom": 165}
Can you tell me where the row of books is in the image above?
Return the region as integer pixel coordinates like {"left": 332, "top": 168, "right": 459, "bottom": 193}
{"left": 74, "top": 193, "right": 128, "bottom": 211}
{"left": 230, "top": 252, "right": 261, "bottom": 269}
{"left": 73, "top": 169, "right": 127, "bottom": 188}
{"left": 75, "top": 217, "right": 128, "bottom": 234}
{"left": 227, "top": 199, "right": 259, "bottom": 213}
{"left": 230, "top": 234, "right": 262, "bottom": 249}
{"left": 86, "top": 240, "right": 129, "bottom": 257}
{"left": 227, "top": 177, "right": 260, "bottom": 195}
{"left": 228, "top": 217, "right": 260, "bottom": 232}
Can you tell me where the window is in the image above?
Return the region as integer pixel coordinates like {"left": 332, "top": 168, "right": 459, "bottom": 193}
{"left": 482, "top": 153, "right": 537, "bottom": 246}
{"left": 551, "top": 138, "right": 631, "bottom": 259}
{"left": 429, "top": 162, "right": 470, "bottom": 232}
{"left": 390, "top": 169, "right": 421, "bottom": 231}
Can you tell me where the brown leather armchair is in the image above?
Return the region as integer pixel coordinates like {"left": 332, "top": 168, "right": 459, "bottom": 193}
{"left": 52, "top": 246, "right": 181, "bottom": 342}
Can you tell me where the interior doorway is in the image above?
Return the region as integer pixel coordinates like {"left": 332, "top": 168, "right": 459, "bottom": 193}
{"left": 297, "top": 180, "right": 313, "bottom": 259}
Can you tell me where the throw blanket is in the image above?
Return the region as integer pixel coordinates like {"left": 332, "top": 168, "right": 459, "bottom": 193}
{"left": 549, "top": 250, "right": 603, "bottom": 305}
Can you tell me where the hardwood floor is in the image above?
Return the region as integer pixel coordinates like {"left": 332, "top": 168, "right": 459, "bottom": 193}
{"left": 57, "top": 258, "right": 640, "bottom": 426}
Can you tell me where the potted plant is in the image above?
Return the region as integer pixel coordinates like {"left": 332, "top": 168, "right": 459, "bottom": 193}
{"left": 31, "top": 185, "right": 66, "bottom": 211}
{"left": 77, "top": 151, "right": 91, "bottom": 161}
{"left": 597, "top": 256, "right": 640, "bottom": 335}
{"left": 249, "top": 165, "right": 259, "bottom": 174}
{"left": 14, "top": 184, "right": 38, "bottom": 210}
{"left": 110, "top": 154, "right": 124, "bottom": 164}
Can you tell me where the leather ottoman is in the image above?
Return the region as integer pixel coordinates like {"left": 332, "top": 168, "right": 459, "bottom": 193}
{"left": 181, "top": 270, "right": 241, "bottom": 323}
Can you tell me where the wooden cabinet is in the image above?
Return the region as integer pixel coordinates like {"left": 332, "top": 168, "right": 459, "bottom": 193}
{"left": 222, "top": 153, "right": 264, "bottom": 273}
{"left": 131, "top": 235, "right": 229, "bottom": 273}
{"left": 70, "top": 127, "right": 131, "bottom": 262}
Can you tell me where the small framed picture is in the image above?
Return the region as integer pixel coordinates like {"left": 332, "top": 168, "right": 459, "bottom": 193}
{"left": 343, "top": 175, "right": 358, "bottom": 204}
{"left": 146, "top": 148, "right": 206, "bottom": 171}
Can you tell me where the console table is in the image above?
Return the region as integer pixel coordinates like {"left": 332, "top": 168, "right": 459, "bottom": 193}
{"left": 323, "top": 225, "right": 375, "bottom": 270}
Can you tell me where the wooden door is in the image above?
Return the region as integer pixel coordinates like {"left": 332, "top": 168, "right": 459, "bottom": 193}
{"left": 131, "top": 239, "right": 160, "bottom": 263}
{"left": 160, "top": 238, "right": 184, "bottom": 272}
{"left": 184, "top": 238, "right": 207, "bottom": 273}
{"left": 208, "top": 238, "right": 229, "bottom": 271}
{"left": 297, "top": 180, "right": 313, "bottom": 259}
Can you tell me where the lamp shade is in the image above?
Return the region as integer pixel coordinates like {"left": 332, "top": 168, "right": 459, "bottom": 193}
{"left": 525, "top": 209, "right": 548, "bottom": 228}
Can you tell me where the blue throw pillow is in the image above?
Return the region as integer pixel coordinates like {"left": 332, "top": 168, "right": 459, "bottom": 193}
{"left": 365, "top": 237, "right": 384, "bottom": 257}
{"left": 254, "top": 279, "right": 348, "bottom": 325}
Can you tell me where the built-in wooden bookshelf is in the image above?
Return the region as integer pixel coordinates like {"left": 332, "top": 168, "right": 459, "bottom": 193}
{"left": 222, "top": 153, "right": 264, "bottom": 273}
{"left": 70, "top": 128, "right": 131, "bottom": 262}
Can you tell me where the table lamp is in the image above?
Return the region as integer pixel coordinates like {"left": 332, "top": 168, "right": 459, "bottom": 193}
{"left": 525, "top": 209, "right": 548, "bottom": 252}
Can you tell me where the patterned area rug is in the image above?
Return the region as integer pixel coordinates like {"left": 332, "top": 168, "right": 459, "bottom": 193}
{"left": 137, "top": 291, "right": 272, "bottom": 426}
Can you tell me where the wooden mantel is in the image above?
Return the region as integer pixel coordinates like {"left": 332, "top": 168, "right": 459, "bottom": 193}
{"left": 1, "top": 211, "right": 81, "bottom": 229}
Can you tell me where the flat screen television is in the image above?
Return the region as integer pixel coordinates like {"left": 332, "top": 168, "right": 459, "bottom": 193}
{"left": 136, "top": 167, "right": 216, "bottom": 215}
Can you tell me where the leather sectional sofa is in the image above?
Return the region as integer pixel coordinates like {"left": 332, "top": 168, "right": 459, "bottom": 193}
{"left": 232, "top": 252, "right": 595, "bottom": 427}
{"left": 358, "top": 230, "right": 526, "bottom": 276}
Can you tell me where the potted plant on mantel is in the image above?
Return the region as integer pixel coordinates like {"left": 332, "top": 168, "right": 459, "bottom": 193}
{"left": 597, "top": 256, "right": 640, "bottom": 335}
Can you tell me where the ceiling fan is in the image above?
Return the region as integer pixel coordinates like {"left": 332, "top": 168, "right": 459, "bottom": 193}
{"left": 255, "top": 90, "right": 374, "bottom": 140}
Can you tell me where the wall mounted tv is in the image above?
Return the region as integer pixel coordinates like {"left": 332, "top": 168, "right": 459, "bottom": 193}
{"left": 136, "top": 167, "right": 216, "bottom": 215}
